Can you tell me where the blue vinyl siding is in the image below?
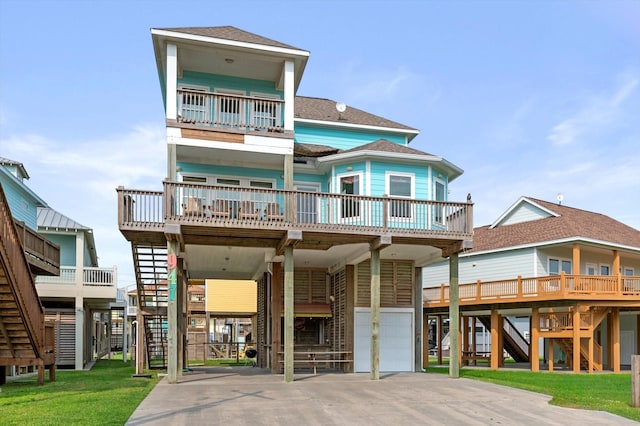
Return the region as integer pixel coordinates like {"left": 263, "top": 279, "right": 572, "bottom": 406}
{"left": 422, "top": 248, "right": 535, "bottom": 287}
{"left": 0, "top": 176, "right": 40, "bottom": 229}
{"left": 44, "top": 234, "right": 77, "bottom": 266}
{"left": 295, "top": 125, "right": 406, "bottom": 151}
{"left": 180, "top": 71, "right": 282, "bottom": 98}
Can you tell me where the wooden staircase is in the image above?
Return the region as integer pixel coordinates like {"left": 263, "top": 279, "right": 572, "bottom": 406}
{"left": 0, "top": 184, "right": 55, "bottom": 385}
{"left": 478, "top": 316, "right": 530, "bottom": 362}
{"left": 555, "top": 338, "right": 603, "bottom": 372}
{"left": 131, "top": 244, "right": 168, "bottom": 369}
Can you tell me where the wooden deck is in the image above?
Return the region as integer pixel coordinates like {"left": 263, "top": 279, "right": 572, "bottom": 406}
{"left": 13, "top": 220, "right": 59, "bottom": 277}
{"left": 424, "top": 273, "right": 640, "bottom": 309}
{"left": 117, "top": 182, "right": 473, "bottom": 255}
{"left": 0, "top": 185, "right": 55, "bottom": 385}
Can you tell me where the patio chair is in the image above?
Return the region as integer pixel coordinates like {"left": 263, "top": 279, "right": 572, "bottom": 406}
{"left": 264, "top": 202, "right": 284, "bottom": 221}
{"left": 208, "top": 199, "right": 232, "bottom": 219}
{"left": 238, "top": 201, "right": 260, "bottom": 220}
{"left": 182, "top": 197, "right": 203, "bottom": 216}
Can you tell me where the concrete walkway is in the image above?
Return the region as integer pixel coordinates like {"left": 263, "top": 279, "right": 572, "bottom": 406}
{"left": 126, "top": 367, "right": 635, "bottom": 425}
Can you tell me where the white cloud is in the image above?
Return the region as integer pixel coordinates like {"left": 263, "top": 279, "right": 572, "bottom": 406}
{"left": 547, "top": 74, "right": 638, "bottom": 146}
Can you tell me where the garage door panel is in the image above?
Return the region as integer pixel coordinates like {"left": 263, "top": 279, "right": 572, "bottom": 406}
{"left": 354, "top": 309, "right": 413, "bottom": 372}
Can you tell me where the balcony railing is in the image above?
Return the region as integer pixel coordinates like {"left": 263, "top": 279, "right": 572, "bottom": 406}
{"left": 13, "top": 220, "right": 60, "bottom": 276}
{"left": 177, "top": 89, "right": 285, "bottom": 133}
{"left": 117, "top": 182, "right": 473, "bottom": 239}
{"left": 35, "top": 266, "right": 117, "bottom": 287}
{"left": 424, "top": 272, "right": 640, "bottom": 307}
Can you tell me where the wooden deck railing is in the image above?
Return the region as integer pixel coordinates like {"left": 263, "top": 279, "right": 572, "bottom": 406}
{"left": 424, "top": 272, "right": 640, "bottom": 306}
{"left": 0, "top": 185, "right": 45, "bottom": 358}
{"left": 117, "top": 182, "right": 474, "bottom": 238}
{"left": 13, "top": 220, "right": 60, "bottom": 274}
{"left": 177, "top": 89, "right": 285, "bottom": 133}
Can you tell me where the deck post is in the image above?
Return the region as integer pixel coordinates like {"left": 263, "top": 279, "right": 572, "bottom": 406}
{"left": 284, "top": 246, "right": 294, "bottom": 382}
{"left": 531, "top": 308, "right": 539, "bottom": 372}
{"left": 167, "top": 240, "right": 178, "bottom": 384}
{"left": 490, "top": 309, "right": 499, "bottom": 370}
{"left": 612, "top": 308, "right": 620, "bottom": 373}
{"left": 270, "top": 263, "right": 282, "bottom": 373}
{"left": 415, "top": 267, "right": 424, "bottom": 372}
{"left": 423, "top": 313, "right": 429, "bottom": 370}
{"left": 548, "top": 339, "right": 554, "bottom": 371}
{"left": 449, "top": 252, "right": 460, "bottom": 378}
{"left": 370, "top": 247, "right": 381, "bottom": 380}
{"left": 572, "top": 307, "right": 581, "bottom": 373}
{"left": 632, "top": 355, "right": 640, "bottom": 408}
{"left": 436, "top": 315, "right": 443, "bottom": 365}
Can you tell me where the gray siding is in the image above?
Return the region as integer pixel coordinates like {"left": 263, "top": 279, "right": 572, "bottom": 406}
{"left": 499, "top": 202, "right": 552, "bottom": 226}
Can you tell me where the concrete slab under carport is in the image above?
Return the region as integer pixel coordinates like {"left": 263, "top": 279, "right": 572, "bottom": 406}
{"left": 126, "top": 367, "right": 634, "bottom": 425}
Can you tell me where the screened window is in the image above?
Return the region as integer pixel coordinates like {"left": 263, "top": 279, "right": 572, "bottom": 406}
{"left": 340, "top": 174, "right": 360, "bottom": 219}
{"left": 388, "top": 174, "right": 412, "bottom": 218}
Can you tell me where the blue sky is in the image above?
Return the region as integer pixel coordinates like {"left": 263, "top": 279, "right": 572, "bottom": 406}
{"left": 1, "top": 0, "right": 639, "bottom": 288}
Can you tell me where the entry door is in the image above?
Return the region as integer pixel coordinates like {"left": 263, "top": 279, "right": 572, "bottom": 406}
{"left": 621, "top": 330, "right": 635, "bottom": 365}
{"left": 354, "top": 309, "right": 414, "bottom": 372}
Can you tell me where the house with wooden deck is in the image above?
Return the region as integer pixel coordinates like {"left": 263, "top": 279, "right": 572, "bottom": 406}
{"left": 117, "top": 26, "right": 473, "bottom": 382}
{"left": 0, "top": 157, "right": 118, "bottom": 370}
{"left": 423, "top": 196, "right": 640, "bottom": 373}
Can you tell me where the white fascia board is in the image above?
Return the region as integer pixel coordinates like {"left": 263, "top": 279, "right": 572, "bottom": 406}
{"left": 151, "top": 29, "right": 310, "bottom": 58}
{"left": 318, "top": 150, "right": 439, "bottom": 164}
{"left": 294, "top": 118, "right": 419, "bottom": 138}
{"left": 467, "top": 236, "right": 640, "bottom": 258}
{"left": 490, "top": 196, "right": 559, "bottom": 229}
{"left": 168, "top": 135, "right": 293, "bottom": 156}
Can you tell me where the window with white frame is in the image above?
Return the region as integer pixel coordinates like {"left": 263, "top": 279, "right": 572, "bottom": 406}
{"left": 250, "top": 93, "right": 280, "bottom": 130}
{"left": 387, "top": 173, "right": 413, "bottom": 219}
{"left": 623, "top": 267, "right": 634, "bottom": 276}
{"left": 178, "top": 85, "right": 210, "bottom": 123}
{"left": 434, "top": 178, "right": 446, "bottom": 224}
{"left": 600, "top": 264, "right": 610, "bottom": 275}
{"left": 339, "top": 173, "right": 361, "bottom": 219}
{"left": 586, "top": 263, "right": 597, "bottom": 275}
{"left": 549, "top": 258, "right": 572, "bottom": 275}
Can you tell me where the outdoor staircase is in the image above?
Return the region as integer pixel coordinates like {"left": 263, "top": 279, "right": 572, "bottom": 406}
{"left": 131, "top": 243, "right": 168, "bottom": 369}
{"left": 0, "top": 185, "right": 55, "bottom": 384}
{"left": 555, "top": 338, "right": 603, "bottom": 372}
{"left": 478, "top": 316, "right": 530, "bottom": 362}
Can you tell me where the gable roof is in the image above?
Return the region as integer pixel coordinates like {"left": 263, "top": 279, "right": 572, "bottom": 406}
{"left": 154, "top": 26, "right": 302, "bottom": 51}
{"left": 471, "top": 196, "right": 640, "bottom": 253}
{"left": 0, "top": 156, "right": 29, "bottom": 179}
{"left": 294, "top": 97, "right": 418, "bottom": 134}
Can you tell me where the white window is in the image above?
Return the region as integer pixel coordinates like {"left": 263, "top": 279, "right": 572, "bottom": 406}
{"left": 338, "top": 173, "right": 362, "bottom": 219}
{"left": 623, "top": 267, "right": 634, "bottom": 276}
{"left": 178, "top": 85, "right": 210, "bottom": 123}
{"left": 434, "top": 178, "right": 446, "bottom": 224}
{"left": 549, "top": 258, "right": 572, "bottom": 275}
{"left": 600, "top": 264, "right": 610, "bottom": 276}
{"left": 586, "top": 263, "right": 597, "bottom": 275}
{"left": 386, "top": 173, "right": 414, "bottom": 219}
{"left": 250, "top": 93, "right": 281, "bottom": 130}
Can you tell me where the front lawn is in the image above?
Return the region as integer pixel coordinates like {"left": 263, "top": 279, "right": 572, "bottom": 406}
{"left": 427, "top": 366, "right": 639, "bottom": 422}
{"left": 0, "top": 360, "right": 159, "bottom": 425}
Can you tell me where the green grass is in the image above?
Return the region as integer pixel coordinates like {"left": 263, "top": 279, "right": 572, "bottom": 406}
{"left": 0, "top": 360, "right": 159, "bottom": 426}
{"left": 188, "top": 358, "right": 247, "bottom": 367}
{"left": 426, "top": 366, "right": 640, "bottom": 422}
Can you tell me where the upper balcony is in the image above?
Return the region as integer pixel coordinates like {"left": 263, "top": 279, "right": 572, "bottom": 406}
{"left": 14, "top": 220, "right": 60, "bottom": 276}
{"left": 35, "top": 266, "right": 117, "bottom": 300}
{"left": 117, "top": 181, "right": 473, "bottom": 256}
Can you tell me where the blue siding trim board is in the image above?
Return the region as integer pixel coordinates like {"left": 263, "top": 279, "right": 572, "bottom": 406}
{"left": 294, "top": 125, "right": 405, "bottom": 151}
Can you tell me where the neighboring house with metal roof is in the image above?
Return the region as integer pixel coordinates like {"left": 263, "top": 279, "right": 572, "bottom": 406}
{"left": 423, "top": 196, "right": 640, "bottom": 373}
{"left": 0, "top": 157, "right": 118, "bottom": 371}
{"left": 117, "top": 25, "right": 473, "bottom": 381}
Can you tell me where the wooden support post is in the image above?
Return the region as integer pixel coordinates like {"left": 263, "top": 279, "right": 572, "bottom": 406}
{"left": 572, "top": 308, "right": 581, "bottom": 373}
{"left": 449, "top": 253, "right": 460, "bottom": 378}
{"left": 415, "top": 267, "right": 424, "bottom": 372}
{"left": 612, "top": 308, "right": 620, "bottom": 373}
{"left": 471, "top": 316, "right": 477, "bottom": 366}
{"left": 606, "top": 312, "right": 613, "bottom": 370}
{"left": 167, "top": 240, "right": 179, "bottom": 384}
{"left": 284, "top": 246, "right": 294, "bottom": 382}
{"left": 462, "top": 315, "right": 469, "bottom": 366}
{"left": 531, "top": 308, "right": 539, "bottom": 372}
{"left": 548, "top": 339, "right": 554, "bottom": 372}
{"left": 270, "top": 263, "right": 282, "bottom": 374}
{"left": 37, "top": 361, "right": 44, "bottom": 386}
{"left": 370, "top": 247, "right": 381, "bottom": 380}
{"left": 49, "top": 364, "right": 56, "bottom": 382}
{"left": 588, "top": 334, "right": 594, "bottom": 373}
{"left": 572, "top": 244, "right": 580, "bottom": 275}
{"left": 490, "top": 309, "right": 499, "bottom": 370}
{"left": 177, "top": 258, "right": 184, "bottom": 376}
{"left": 632, "top": 355, "right": 640, "bottom": 408}
{"left": 423, "top": 314, "right": 429, "bottom": 370}
{"left": 637, "top": 315, "right": 640, "bottom": 357}
{"left": 498, "top": 313, "right": 504, "bottom": 367}
{"left": 436, "top": 315, "right": 443, "bottom": 366}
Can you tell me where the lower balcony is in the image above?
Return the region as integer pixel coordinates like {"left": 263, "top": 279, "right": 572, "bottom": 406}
{"left": 14, "top": 220, "right": 60, "bottom": 276}
{"left": 35, "top": 266, "right": 117, "bottom": 299}
{"left": 424, "top": 273, "right": 640, "bottom": 308}
{"left": 117, "top": 181, "right": 473, "bottom": 255}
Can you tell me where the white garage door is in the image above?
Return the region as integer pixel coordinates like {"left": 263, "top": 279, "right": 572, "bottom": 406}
{"left": 354, "top": 308, "right": 414, "bottom": 372}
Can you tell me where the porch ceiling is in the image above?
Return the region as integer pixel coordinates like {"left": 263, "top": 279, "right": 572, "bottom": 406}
{"left": 176, "top": 144, "right": 285, "bottom": 169}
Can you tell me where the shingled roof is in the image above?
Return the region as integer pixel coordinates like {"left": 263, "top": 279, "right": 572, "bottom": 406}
{"left": 295, "top": 96, "right": 418, "bottom": 132}
{"left": 471, "top": 197, "right": 640, "bottom": 253}
{"left": 155, "top": 26, "right": 303, "bottom": 51}
{"left": 341, "top": 139, "right": 433, "bottom": 156}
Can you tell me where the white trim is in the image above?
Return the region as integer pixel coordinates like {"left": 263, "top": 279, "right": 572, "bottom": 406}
{"left": 365, "top": 160, "right": 371, "bottom": 196}
{"left": 385, "top": 171, "right": 415, "bottom": 220}
{"left": 490, "top": 196, "right": 560, "bottom": 229}
{"left": 623, "top": 266, "right": 635, "bottom": 276}
{"left": 284, "top": 60, "right": 295, "bottom": 130}
{"left": 533, "top": 247, "right": 538, "bottom": 275}
{"left": 547, "top": 256, "right": 572, "bottom": 275}
{"left": 295, "top": 117, "right": 419, "bottom": 137}
{"left": 586, "top": 263, "right": 597, "bottom": 275}
{"left": 599, "top": 263, "right": 611, "bottom": 276}
{"left": 336, "top": 171, "right": 363, "bottom": 222}
{"left": 151, "top": 28, "right": 310, "bottom": 58}
{"left": 166, "top": 43, "right": 178, "bottom": 120}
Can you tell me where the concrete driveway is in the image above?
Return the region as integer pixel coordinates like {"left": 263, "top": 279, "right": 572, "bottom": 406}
{"left": 126, "top": 367, "right": 635, "bottom": 425}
